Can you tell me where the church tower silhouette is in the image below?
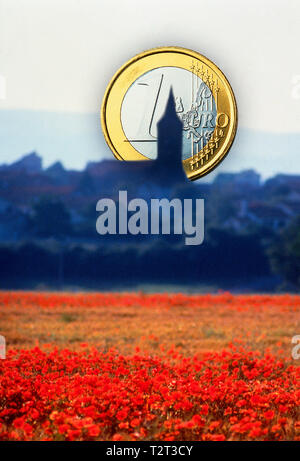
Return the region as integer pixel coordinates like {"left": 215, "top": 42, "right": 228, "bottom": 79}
{"left": 96, "top": 88, "right": 190, "bottom": 194}
{"left": 151, "top": 88, "right": 187, "bottom": 184}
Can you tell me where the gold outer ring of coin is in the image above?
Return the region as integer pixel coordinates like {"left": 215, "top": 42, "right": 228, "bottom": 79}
{"left": 101, "top": 46, "right": 237, "bottom": 180}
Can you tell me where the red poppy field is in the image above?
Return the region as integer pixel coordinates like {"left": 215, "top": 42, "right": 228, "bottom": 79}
{"left": 0, "top": 292, "right": 299, "bottom": 441}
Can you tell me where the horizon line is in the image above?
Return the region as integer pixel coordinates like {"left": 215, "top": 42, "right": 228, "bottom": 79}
{"left": 0, "top": 108, "right": 300, "bottom": 136}
{"left": 2, "top": 151, "right": 300, "bottom": 184}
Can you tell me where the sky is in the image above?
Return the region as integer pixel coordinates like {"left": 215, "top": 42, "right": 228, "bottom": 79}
{"left": 0, "top": 0, "right": 300, "bottom": 177}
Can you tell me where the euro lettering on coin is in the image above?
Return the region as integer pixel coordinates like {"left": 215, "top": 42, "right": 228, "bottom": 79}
{"left": 101, "top": 47, "right": 237, "bottom": 180}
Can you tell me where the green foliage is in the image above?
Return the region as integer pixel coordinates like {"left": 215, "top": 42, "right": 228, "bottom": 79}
{"left": 268, "top": 215, "right": 300, "bottom": 288}
{"left": 32, "top": 197, "right": 72, "bottom": 238}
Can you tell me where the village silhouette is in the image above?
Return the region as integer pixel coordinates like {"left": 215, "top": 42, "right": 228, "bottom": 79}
{"left": 0, "top": 92, "right": 299, "bottom": 291}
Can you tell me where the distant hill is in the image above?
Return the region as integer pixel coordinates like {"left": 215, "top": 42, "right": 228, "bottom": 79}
{"left": 0, "top": 109, "right": 300, "bottom": 178}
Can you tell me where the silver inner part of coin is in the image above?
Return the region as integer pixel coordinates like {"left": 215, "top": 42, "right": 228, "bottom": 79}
{"left": 121, "top": 66, "right": 217, "bottom": 160}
